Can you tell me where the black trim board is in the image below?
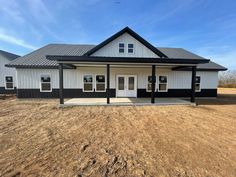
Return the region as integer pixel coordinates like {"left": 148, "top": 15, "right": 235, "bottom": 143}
{"left": 83, "top": 27, "right": 168, "bottom": 58}
{"left": 17, "top": 89, "right": 116, "bottom": 98}
{"left": 172, "top": 66, "right": 227, "bottom": 71}
{"left": 137, "top": 89, "right": 217, "bottom": 97}
{"left": 47, "top": 55, "right": 210, "bottom": 64}
{"left": 16, "top": 88, "right": 217, "bottom": 98}
{"left": 0, "top": 87, "right": 16, "bottom": 94}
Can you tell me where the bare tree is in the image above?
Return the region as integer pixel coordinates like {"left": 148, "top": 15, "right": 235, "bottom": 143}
{"left": 219, "top": 70, "right": 236, "bottom": 88}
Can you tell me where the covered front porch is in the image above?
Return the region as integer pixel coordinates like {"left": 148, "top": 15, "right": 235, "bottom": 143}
{"left": 46, "top": 55, "right": 210, "bottom": 106}
{"left": 64, "top": 97, "right": 191, "bottom": 106}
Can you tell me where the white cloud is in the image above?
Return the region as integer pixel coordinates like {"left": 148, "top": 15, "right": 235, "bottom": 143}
{"left": 25, "top": 0, "right": 54, "bottom": 23}
{"left": 0, "top": 30, "right": 37, "bottom": 50}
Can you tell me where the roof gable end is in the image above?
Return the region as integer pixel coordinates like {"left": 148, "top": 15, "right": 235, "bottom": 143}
{"left": 84, "top": 27, "right": 168, "bottom": 58}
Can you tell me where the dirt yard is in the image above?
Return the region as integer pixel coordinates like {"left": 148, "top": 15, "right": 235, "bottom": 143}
{"left": 0, "top": 88, "right": 236, "bottom": 177}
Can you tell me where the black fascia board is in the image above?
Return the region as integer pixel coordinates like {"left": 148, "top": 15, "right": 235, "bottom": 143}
{"left": 83, "top": 27, "right": 168, "bottom": 58}
{"left": 46, "top": 55, "right": 210, "bottom": 64}
{"left": 172, "top": 66, "right": 227, "bottom": 71}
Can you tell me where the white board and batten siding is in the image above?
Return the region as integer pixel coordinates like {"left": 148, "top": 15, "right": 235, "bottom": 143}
{"left": 16, "top": 67, "right": 219, "bottom": 90}
{"left": 0, "top": 56, "right": 16, "bottom": 88}
{"left": 91, "top": 32, "right": 159, "bottom": 58}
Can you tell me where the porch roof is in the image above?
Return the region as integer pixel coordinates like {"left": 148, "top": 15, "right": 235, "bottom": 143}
{"left": 46, "top": 55, "right": 209, "bottom": 65}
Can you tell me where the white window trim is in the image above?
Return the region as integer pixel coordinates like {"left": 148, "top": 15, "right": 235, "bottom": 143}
{"left": 118, "top": 42, "right": 125, "bottom": 53}
{"left": 158, "top": 75, "right": 168, "bottom": 92}
{"left": 40, "top": 74, "right": 52, "bottom": 92}
{"left": 127, "top": 43, "right": 134, "bottom": 54}
{"left": 146, "top": 75, "right": 157, "bottom": 92}
{"left": 95, "top": 74, "right": 106, "bottom": 92}
{"left": 5, "top": 75, "right": 14, "bottom": 90}
{"left": 82, "top": 74, "right": 94, "bottom": 92}
{"left": 195, "top": 76, "right": 201, "bottom": 92}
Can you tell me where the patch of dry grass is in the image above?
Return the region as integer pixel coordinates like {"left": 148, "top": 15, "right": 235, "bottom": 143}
{"left": 0, "top": 89, "right": 236, "bottom": 177}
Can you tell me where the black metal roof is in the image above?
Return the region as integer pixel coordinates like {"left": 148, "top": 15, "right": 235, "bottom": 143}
{"left": 6, "top": 44, "right": 226, "bottom": 70}
{"left": 0, "top": 50, "right": 20, "bottom": 61}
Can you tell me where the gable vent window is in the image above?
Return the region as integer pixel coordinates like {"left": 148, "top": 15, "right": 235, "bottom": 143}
{"left": 119, "top": 43, "right": 125, "bottom": 53}
{"left": 40, "top": 74, "right": 52, "bottom": 92}
{"left": 5, "top": 76, "right": 14, "bottom": 90}
{"left": 195, "top": 76, "right": 201, "bottom": 92}
{"left": 158, "top": 76, "right": 168, "bottom": 92}
{"left": 96, "top": 75, "right": 106, "bottom": 92}
{"left": 128, "top": 44, "right": 134, "bottom": 54}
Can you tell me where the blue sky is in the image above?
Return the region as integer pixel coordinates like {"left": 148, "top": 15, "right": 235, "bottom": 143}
{"left": 0, "top": 0, "right": 236, "bottom": 69}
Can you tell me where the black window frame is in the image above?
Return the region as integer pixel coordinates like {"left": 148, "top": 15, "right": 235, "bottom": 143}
{"left": 5, "top": 76, "right": 14, "bottom": 90}
{"left": 128, "top": 43, "right": 134, "bottom": 54}
{"left": 158, "top": 75, "right": 168, "bottom": 92}
{"left": 119, "top": 43, "right": 125, "bottom": 53}
{"left": 95, "top": 74, "right": 106, "bottom": 92}
{"left": 40, "top": 74, "right": 52, "bottom": 92}
{"left": 195, "top": 76, "right": 201, "bottom": 92}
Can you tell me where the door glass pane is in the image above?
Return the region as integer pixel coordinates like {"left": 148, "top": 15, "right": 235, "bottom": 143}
{"left": 128, "top": 77, "right": 134, "bottom": 90}
{"left": 118, "top": 77, "right": 124, "bottom": 90}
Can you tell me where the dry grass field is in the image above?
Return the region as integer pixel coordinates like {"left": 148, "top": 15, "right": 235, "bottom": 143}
{"left": 0, "top": 88, "right": 236, "bottom": 177}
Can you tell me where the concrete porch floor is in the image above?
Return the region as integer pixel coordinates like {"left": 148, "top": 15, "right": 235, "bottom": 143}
{"left": 64, "top": 98, "right": 191, "bottom": 106}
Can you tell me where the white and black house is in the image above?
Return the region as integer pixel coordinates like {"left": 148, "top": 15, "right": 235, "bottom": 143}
{"left": 6, "top": 27, "right": 227, "bottom": 104}
{"left": 0, "top": 50, "right": 20, "bottom": 94}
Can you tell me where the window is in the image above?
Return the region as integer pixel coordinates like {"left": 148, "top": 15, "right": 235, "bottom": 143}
{"left": 83, "top": 75, "right": 93, "bottom": 92}
{"left": 147, "top": 76, "right": 156, "bottom": 92}
{"left": 119, "top": 43, "right": 125, "bottom": 53}
{"left": 40, "top": 74, "right": 51, "bottom": 92}
{"left": 195, "top": 76, "right": 201, "bottom": 92}
{"left": 158, "top": 76, "right": 168, "bottom": 92}
{"left": 128, "top": 43, "right": 134, "bottom": 54}
{"left": 5, "top": 76, "right": 14, "bottom": 90}
{"left": 96, "top": 75, "right": 106, "bottom": 92}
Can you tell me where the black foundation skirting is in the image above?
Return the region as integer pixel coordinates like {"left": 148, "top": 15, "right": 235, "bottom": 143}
{"left": 0, "top": 87, "right": 16, "bottom": 94}
{"left": 137, "top": 89, "right": 217, "bottom": 97}
{"left": 16, "top": 89, "right": 116, "bottom": 98}
{"left": 16, "top": 88, "right": 217, "bottom": 98}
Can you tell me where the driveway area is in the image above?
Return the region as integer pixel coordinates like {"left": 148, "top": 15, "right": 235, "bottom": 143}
{"left": 0, "top": 88, "right": 236, "bottom": 177}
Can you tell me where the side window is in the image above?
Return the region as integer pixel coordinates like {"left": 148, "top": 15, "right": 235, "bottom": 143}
{"left": 195, "top": 76, "right": 201, "bottom": 92}
{"left": 96, "top": 75, "right": 106, "bottom": 92}
{"left": 128, "top": 44, "right": 134, "bottom": 54}
{"left": 40, "top": 74, "right": 51, "bottom": 92}
{"left": 5, "top": 76, "right": 14, "bottom": 90}
{"left": 158, "top": 76, "right": 168, "bottom": 92}
{"left": 147, "top": 76, "right": 156, "bottom": 92}
{"left": 119, "top": 43, "right": 125, "bottom": 53}
{"left": 83, "top": 75, "right": 93, "bottom": 92}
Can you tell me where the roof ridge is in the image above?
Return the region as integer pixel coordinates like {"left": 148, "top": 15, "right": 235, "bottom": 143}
{"left": 48, "top": 43, "right": 96, "bottom": 46}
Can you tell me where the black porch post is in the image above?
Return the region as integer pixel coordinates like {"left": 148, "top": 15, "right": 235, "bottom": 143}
{"left": 191, "top": 66, "right": 196, "bottom": 103}
{"left": 151, "top": 65, "right": 156, "bottom": 104}
{"left": 59, "top": 63, "right": 64, "bottom": 104}
{"left": 106, "top": 64, "right": 110, "bottom": 104}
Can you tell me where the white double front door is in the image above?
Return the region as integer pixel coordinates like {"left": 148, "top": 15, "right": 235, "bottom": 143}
{"left": 116, "top": 75, "right": 137, "bottom": 97}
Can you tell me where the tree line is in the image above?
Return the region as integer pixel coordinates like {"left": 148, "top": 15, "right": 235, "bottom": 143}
{"left": 218, "top": 70, "right": 236, "bottom": 88}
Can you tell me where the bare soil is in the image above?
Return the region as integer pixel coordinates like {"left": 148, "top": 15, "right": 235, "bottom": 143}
{"left": 0, "top": 88, "right": 236, "bottom": 177}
